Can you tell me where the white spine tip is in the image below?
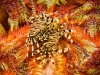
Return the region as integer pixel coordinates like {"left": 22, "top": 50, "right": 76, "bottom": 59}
{"left": 64, "top": 48, "right": 68, "bottom": 53}
{"left": 32, "top": 52, "right": 34, "bottom": 57}
{"left": 26, "top": 53, "right": 28, "bottom": 57}
{"left": 37, "top": 42, "right": 39, "bottom": 48}
{"left": 31, "top": 40, "right": 33, "bottom": 45}
{"left": 64, "top": 33, "right": 67, "bottom": 37}
{"left": 70, "top": 39, "right": 73, "bottom": 43}
{"left": 58, "top": 49, "right": 62, "bottom": 54}
{"left": 37, "top": 49, "right": 40, "bottom": 53}
{"left": 32, "top": 46, "right": 34, "bottom": 52}
{"left": 68, "top": 35, "right": 71, "bottom": 39}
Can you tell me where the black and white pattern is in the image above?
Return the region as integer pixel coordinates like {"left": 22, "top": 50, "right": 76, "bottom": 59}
{"left": 26, "top": 13, "right": 73, "bottom": 60}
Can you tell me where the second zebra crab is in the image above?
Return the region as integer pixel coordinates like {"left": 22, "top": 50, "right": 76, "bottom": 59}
{"left": 26, "top": 12, "right": 73, "bottom": 61}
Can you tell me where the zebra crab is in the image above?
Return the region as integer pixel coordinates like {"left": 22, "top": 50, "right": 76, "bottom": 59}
{"left": 26, "top": 11, "right": 99, "bottom": 75}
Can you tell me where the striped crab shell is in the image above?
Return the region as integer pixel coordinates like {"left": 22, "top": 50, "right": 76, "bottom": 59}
{"left": 26, "top": 12, "right": 73, "bottom": 60}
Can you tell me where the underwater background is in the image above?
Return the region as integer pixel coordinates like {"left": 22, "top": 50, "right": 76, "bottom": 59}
{"left": 0, "top": 0, "right": 100, "bottom": 75}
